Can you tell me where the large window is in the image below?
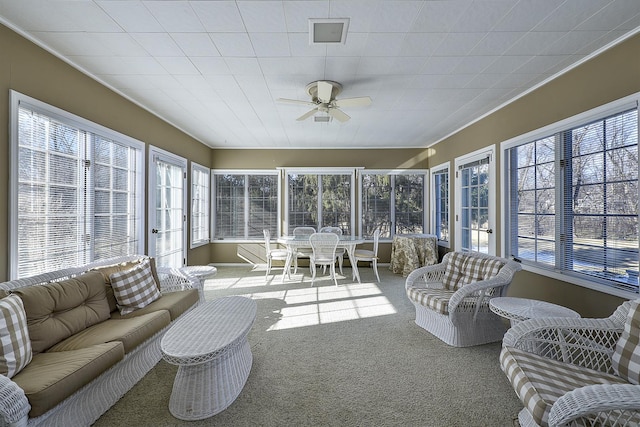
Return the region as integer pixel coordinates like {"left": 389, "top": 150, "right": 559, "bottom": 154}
{"left": 285, "top": 169, "right": 355, "bottom": 235}
{"left": 190, "top": 163, "right": 210, "bottom": 248}
{"left": 504, "top": 97, "right": 639, "bottom": 296}
{"left": 213, "top": 171, "right": 279, "bottom": 240}
{"left": 431, "top": 163, "right": 450, "bottom": 246}
{"left": 359, "top": 170, "right": 427, "bottom": 239}
{"left": 10, "top": 91, "right": 144, "bottom": 279}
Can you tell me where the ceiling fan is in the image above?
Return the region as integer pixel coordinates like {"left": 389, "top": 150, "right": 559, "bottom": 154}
{"left": 277, "top": 80, "right": 372, "bottom": 123}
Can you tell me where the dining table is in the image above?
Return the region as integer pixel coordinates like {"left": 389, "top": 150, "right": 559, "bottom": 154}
{"left": 389, "top": 233, "right": 438, "bottom": 277}
{"left": 277, "top": 235, "right": 365, "bottom": 284}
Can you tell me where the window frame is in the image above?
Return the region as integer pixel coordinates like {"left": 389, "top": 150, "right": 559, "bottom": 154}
{"left": 284, "top": 167, "right": 357, "bottom": 236}
{"left": 190, "top": 162, "right": 210, "bottom": 248}
{"left": 211, "top": 169, "right": 281, "bottom": 242}
{"left": 358, "top": 169, "right": 429, "bottom": 240}
{"left": 501, "top": 93, "right": 640, "bottom": 299}
{"left": 9, "top": 90, "right": 145, "bottom": 279}
{"left": 430, "top": 162, "right": 450, "bottom": 248}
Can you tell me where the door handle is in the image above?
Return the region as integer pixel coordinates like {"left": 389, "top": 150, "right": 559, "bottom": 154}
{"left": 485, "top": 229, "right": 493, "bottom": 234}
{"left": 151, "top": 229, "right": 159, "bottom": 234}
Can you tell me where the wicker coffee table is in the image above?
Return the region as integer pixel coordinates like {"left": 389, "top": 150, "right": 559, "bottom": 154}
{"left": 160, "top": 296, "right": 257, "bottom": 420}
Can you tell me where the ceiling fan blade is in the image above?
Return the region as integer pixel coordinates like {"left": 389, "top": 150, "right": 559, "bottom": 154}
{"left": 328, "top": 108, "right": 350, "bottom": 123}
{"left": 277, "top": 98, "right": 316, "bottom": 106}
{"left": 334, "top": 96, "right": 372, "bottom": 108}
{"left": 296, "top": 108, "right": 318, "bottom": 121}
{"left": 317, "top": 81, "right": 333, "bottom": 103}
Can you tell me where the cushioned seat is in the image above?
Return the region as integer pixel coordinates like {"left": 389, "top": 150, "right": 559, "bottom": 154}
{"left": 12, "top": 342, "right": 124, "bottom": 417}
{"left": 110, "top": 289, "right": 199, "bottom": 321}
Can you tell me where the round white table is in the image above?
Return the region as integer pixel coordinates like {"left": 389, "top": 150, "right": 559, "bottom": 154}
{"left": 489, "top": 297, "right": 580, "bottom": 326}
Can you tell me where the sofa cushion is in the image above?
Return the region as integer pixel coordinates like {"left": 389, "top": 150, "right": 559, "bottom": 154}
{"left": 48, "top": 310, "right": 171, "bottom": 354}
{"left": 13, "top": 272, "right": 111, "bottom": 354}
{"left": 91, "top": 257, "right": 161, "bottom": 312}
{"left": 442, "top": 252, "right": 468, "bottom": 290}
{"left": 12, "top": 342, "right": 124, "bottom": 418}
{"left": 500, "top": 345, "right": 626, "bottom": 427}
{"left": 110, "top": 260, "right": 161, "bottom": 315}
{"left": 407, "top": 287, "right": 454, "bottom": 315}
{"left": 110, "top": 289, "right": 199, "bottom": 322}
{"left": 612, "top": 300, "right": 640, "bottom": 384}
{"left": 0, "top": 295, "right": 32, "bottom": 378}
{"left": 443, "top": 253, "right": 505, "bottom": 291}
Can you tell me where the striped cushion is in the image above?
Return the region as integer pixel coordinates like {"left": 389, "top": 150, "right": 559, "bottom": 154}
{"left": 480, "top": 258, "right": 504, "bottom": 280}
{"left": 442, "top": 252, "right": 468, "bottom": 290}
{"left": 0, "top": 295, "right": 32, "bottom": 378}
{"left": 110, "top": 260, "right": 161, "bottom": 315}
{"left": 406, "top": 287, "right": 454, "bottom": 314}
{"left": 500, "top": 346, "right": 625, "bottom": 427}
{"left": 612, "top": 300, "right": 640, "bottom": 384}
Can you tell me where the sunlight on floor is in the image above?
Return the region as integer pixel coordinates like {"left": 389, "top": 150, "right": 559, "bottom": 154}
{"left": 205, "top": 268, "right": 398, "bottom": 331}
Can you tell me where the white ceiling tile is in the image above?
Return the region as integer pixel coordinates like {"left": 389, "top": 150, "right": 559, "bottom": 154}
{"left": 144, "top": 1, "right": 204, "bottom": 33}
{"left": 482, "top": 56, "right": 531, "bottom": 74}
{"left": 329, "top": 1, "right": 381, "bottom": 33}
{"left": 368, "top": 1, "right": 423, "bottom": 33}
{"left": 250, "top": 33, "right": 290, "bottom": 57}
{"left": 534, "top": 0, "right": 611, "bottom": 32}
{"left": 156, "top": 57, "right": 200, "bottom": 75}
{"left": 356, "top": 57, "right": 397, "bottom": 75}
{"left": 505, "top": 32, "right": 568, "bottom": 56}
{"left": 92, "top": 33, "right": 149, "bottom": 56}
{"left": 288, "top": 33, "right": 327, "bottom": 57}
{"left": 191, "top": 1, "right": 246, "bottom": 32}
{"left": 170, "top": 33, "right": 220, "bottom": 57}
{"left": 67, "top": 55, "right": 127, "bottom": 75}
{"left": 210, "top": 33, "right": 255, "bottom": 57}
{"left": 399, "top": 33, "right": 447, "bottom": 56}
{"left": 325, "top": 57, "right": 360, "bottom": 76}
{"left": 493, "top": 0, "right": 562, "bottom": 32}
{"left": 542, "top": 31, "right": 608, "bottom": 55}
{"left": 131, "top": 33, "right": 183, "bottom": 57}
{"left": 421, "top": 56, "right": 464, "bottom": 74}
{"left": 467, "top": 32, "right": 524, "bottom": 56}
{"left": 454, "top": 0, "right": 518, "bottom": 32}
{"left": 225, "top": 58, "right": 263, "bottom": 75}
{"left": 433, "top": 33, "right": 487, "bottom": 57}
{"left": 97, "top": 1, "right": 164, "bottom": 33}
{"left": 411, "top": 1, "right": 471, "bottom": 33}
{"left": 326, "top": 33, "right": 368, "bottom": 56}
{"left": 191, "top": 57, "right": 232, "bottom": 75}
{"left": 362, "top": 33, "right": 406, "bottom": 56}
{"left": 30, "top": 32, "right": 106, "bottom": 56}
{"left": 237, "top": 1, "right": 287, "bottom": 33}
{"left": 284, "top": 1, "right": 329, "bottom": 32}
{"left": 387, "top": 57, "right": 427, "bottom": 75}
{"left": 452, "top": 56, "right": 499, "bottom": 75}
{"left": 259, "top": 57, "right": 326, "bottom": 76}
{"left": 117, "top": 57, "right": 168, "bottom": 75}
{"left": 577, "top": 0, "right": 640, "bottom": 31}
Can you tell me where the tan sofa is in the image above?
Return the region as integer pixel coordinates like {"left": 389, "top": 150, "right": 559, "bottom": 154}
{"left": 0, "top": 256, "right": 202, "bottom": 427}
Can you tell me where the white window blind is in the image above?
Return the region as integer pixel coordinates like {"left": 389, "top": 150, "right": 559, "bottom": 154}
{"left": 432, "top": 167, "right": 449, "bottom": 243}
{"left": 190, "top": 163, "right": 210, "bottom": 247}
{"left": 11, "top": 92, "right": 144, "bottom": 279}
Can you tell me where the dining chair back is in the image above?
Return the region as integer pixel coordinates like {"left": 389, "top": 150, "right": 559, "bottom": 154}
{"left": 309, "top": 232, "right": 339, "bottom": 287}
{"left": 263, "top": 229, "right": 294, "bottom": 278}
{"left": 353, "top": 229, "right": 381, "bottom": 282}
{"left": 292, "top": 227, "right": 315, "bottom": 272}
{"left": 319, "top": 226, "right": 344, "bottom": 274}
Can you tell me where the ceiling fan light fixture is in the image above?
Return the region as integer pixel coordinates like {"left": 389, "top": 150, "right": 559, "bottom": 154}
{"left": 314, "top": 116, "right": 331, "bottom": 123}
{"left": 309, "top": 18, "right": 349, "bottom": 45}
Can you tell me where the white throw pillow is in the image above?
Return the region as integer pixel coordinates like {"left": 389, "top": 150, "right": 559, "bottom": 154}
{"left": 612, "top": 300, "right": 640, "bottom": 384}
{"left": 109, "top": 260, "right": 161, "bottom": 315}
{"left": 0, "top": 294, "right": 32, "bottom": 378}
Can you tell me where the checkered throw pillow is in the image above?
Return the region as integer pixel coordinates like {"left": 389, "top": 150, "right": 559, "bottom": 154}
{"left": 612, "top": 300, "right": 640, "bottom": 384}
{"left": 442, "top": 252, "right": 468, "bottom": 290}
{"left": 0, "top": 294, "right": 32, "bottom": 378}
{"left": 110, "top": 260, "right": 161, "bottom": 315}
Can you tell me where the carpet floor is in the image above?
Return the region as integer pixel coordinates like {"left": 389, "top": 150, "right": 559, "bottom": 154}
{"left": 93, "top": 265, "right": 522, "bottom": 427}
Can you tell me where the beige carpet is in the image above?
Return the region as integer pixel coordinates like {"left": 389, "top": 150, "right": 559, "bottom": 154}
{"left": 93, "top": 265, "right": 522, "bottom": 427}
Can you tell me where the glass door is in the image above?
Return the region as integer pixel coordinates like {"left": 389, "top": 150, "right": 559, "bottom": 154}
{"left": 148, "top": 147, "right": 187, "bottom": 268}
{"left": 456, "top": 148, "right": 495, "bottom": 254}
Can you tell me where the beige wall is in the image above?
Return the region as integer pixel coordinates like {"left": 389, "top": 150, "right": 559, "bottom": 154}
{"left": 0, "top": 24, "right": 212, "bottom": 279}
{"left": 426, "top": 33, "right": 640, "bottom": 317}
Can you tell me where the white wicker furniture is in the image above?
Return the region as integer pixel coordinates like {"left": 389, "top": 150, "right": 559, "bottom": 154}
{"left": 405, "top": 251, "right": 522, "bottom": 347}
{"left": 490, "top": 297, "right": 580, "bottom": 326}
{"left": 352, "top": 229, "right": 381, "bottom": 283}
{"left": 0, "top": 255, "right": 202, "bottom": 427}
{"left": 309, "top": 232, "right": 340, "bottom": 287}
{"left": 160, "top": 296, "right": 257, "bottom": 420}
{"left": 319, "top": 226, "right": 345, "bottom": 275}
{"left": 500, "top": 300, "right": 640, "bottom": 427}
{"left": 264, "top": 229, "right": 294, "bottom": 278}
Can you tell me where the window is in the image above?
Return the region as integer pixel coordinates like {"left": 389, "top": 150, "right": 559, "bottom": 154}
{"left": 212, "top": 171, "right": 279, "bottom": 240}
{"left": 359, "top": 170, "right": 428, "bottom": 239}
{"left": 190, "top": 163, "right": 210, "bottom": 248}
{"left": 9, "top": 91, "right": 144, "bottom": 279}
{"left": 285, "top": 168, "right": 355, "bottom": 235}
{"left": 431, "top": 163, "right": 450, "bottom": 246}
{"left": 504, "top": 96, "right": 639, "bottom": 296}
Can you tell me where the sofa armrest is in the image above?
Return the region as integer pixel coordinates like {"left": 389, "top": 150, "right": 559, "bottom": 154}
{"left": 549, "top": 383, "right": 640, "bottom": 427}
{"left": 405, "top": 263, "right": 446, "bottom": 290}
{"left": 503, "top": 316, "right": 623, "bottom": 373}
{"left": 156, "top": 267, "right": 204, "bottom": 303}
{"left": 0, "top": 375, "right": 30, "bottom": 427}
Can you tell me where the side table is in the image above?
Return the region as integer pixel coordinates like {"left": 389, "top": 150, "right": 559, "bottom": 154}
{"left": 489, "top": 297, "right": 580, "bottom": 326}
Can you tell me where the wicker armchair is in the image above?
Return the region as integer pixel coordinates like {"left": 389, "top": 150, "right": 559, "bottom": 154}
{"left": 405, "top": 251, "right": 522, "bottom": 347}
{"left": 500, "top": 301, "right": 640, "bottom": 427}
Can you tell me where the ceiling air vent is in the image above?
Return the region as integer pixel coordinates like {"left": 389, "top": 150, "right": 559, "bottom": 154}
{"left": 309, "top": 18, "right": 349, "bottom": 45}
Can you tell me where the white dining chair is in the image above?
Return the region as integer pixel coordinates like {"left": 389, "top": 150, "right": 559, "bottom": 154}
{"left": 293, "top": 226, "right": 316, "bottom": 273}
{"left": 309, "top": 232, "right": 339, "bottom": 287}
{"left": 352, "top": 229, "right": 381, "bottom": 282}
{"left": 263, "top": 229, "right": 294, "bottom": 278}
{"left": 319, "top": 226, "right": 345, "bottom": 275}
